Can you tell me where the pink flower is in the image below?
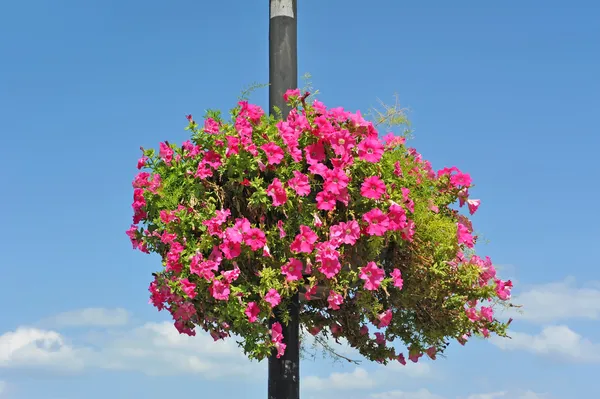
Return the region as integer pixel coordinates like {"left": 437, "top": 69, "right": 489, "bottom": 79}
{"left": 357, "top": 137, "right": 384, "bottom": 163}
{"left": 159, "top": 142, "right": 174, "bottom": 164}
{"left": 244, "top": 227, "right": 267, "bottom": 251}
{"left": 274, "top": 341, "right": 287, "bottom": 358}
{"left": 308, "top": 162, "right": 329, "bottom": 177}
{"left": 304, "top": 142, "right": 326, "bottom": 165}
{"left": 313, "top": 213, "right": 323, "bottom": 227}
{"left": 329, "top": 130, "right": 355, "bottom": 155}
{"left": 451, "top": 172, "right": 472, "bottom": 188}
{"left": 290, "top": 225, "right": 318, "bottom": 253}
{"left": 401, "top": 219, "right": 416, "bottom": 242}
{"left": 220, "top": 240, "right": 242, "bottom": 259}
{"left": 495, "top": 279, "right": 513, "bottom": 300}
{"left": 383, "top": 133, "right": 406, "bottom": 147}
{"left": 270, "top": 321, "right": 287, "bottom": 358}
{"left": 401, "top": 187, "right": 410, "bottom": 202}
{"left": 391, "top": 268, "right": 404, "bottom": 289}
{"left": 277, "top": 220, "right": 286, "bottom": 238}
{"left": 360, "top": 325, "right": 369, "bottom": 335}
{"left": 190, "top": 256, "right": 218, "bottom": 281}
{"left": 330, "top": 323, "right": 342, "bottom": 336}
{"left": 362, "top": 208, "right": 390, "bottom": 236}
{"left": 195, "top": 163, "right": 213, "bottom": 179}
{"left": 480, "top": 306, "right": 494, "bottom": 322}
{"left": 210, "top": 280, "right": 230, "bottom": 301}
{"left": 426, "top": 347, "right": 437, "bottom": 360}
{"left": 327, "top": 291, "right": 344, "bottom": 310}
{"left": 265, "top": 289, "right": 281, "bottom": 308}
{"left": 271, "top": 321, "right": 284, "bottom": 342}
{"left": 329, "top": 220, "right": 361, "bottom": 246}
{"left": 465, "top": 308, "right": 479, "bottom": 322}
{"left": 288, "top": 171, "right": 311, "bottom": 196}
{"left": 261, "top": 142, "right": 285, "bottom": 165}
{"left": 377, "top": 309, "right": 393, "bottom": 328}
{"left": 315, "top": 241, "right": 341, "bottom": 276}
{"left": 388, "top": 203, "right": 407, "bottom": 231}
{"left": 374, "top": 332, "right": 386, "bottom": 345}
{"left": 222, "top": 265, "right": 240, "bottom": 283}
{"left": 323, "top": 168, "right": 350, "bottom": 195}
{"left": 283, "top": 88, "right": 301, "bottom": 102}
{"left": 361, "top": 176, "right": 387, "bottom": 200}
{"left": 309, "top": 326, "right": 322, "bottom": 336}
{"left": 467, "top": 199, "right": 481, "bottom": 215}
{"left": 224, "top": 226, "right": 244, "bottom": 244}
{"left": 267, "top": 178, "right": 288, "bottom": 207}
{"left": 225, "top": 135, "right": 240, "bottom": 156}
{"left": 315, "top": 190, "right": 336, "bottom": 210}
{"left": 457, "top": 223, "right": 474, "bottom": 248}
{"left": 394, "top": 161, "right": 403, "bottom": 177}
{"left": 408, "top": 349, "right": 422, "bottom": 363}
{"left": 359, "top": 262, "right": 385, "bottom": 290}
{"left": 397, "top": 354, "right": 407, "bottom": 365}
{"left": 281, "top": 258, "right": 303, "bottom": 281}
{"left": 304, "top": 284, "right": 317, "bottom": 301}
{"left": 204, "top": 117, "right": 220, "bottom": 134}
{"left": 180, "top": 278, "right": 197, "bottom": 299}
{"left": 137, "top": 156, "right": 147, "bottom": 169}
{"left": 245, "top": 302, "right": 260, "bottom": 323}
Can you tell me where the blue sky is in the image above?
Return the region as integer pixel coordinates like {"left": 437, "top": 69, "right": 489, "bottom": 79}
{"left": 1, "top": 1, "right": 599, "bottom": 398}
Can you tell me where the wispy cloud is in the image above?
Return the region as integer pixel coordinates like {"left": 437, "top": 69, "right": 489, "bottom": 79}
{"left": 502, "top": 277, "right": 600, "bottom": 323}
{"left": 303, "top": 367, "right": 375, "bottom": 391}
{"left": 490, "top": 325, "right": 600, "bottom": 363}
{"left": 0, "top": 311, "right": 262, "bottom": 379}
{"left": 370, "top": 388, "right": 445, "bottom": 399}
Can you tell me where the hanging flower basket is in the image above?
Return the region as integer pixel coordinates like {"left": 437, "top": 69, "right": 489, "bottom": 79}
{"left": 126, "top": 89, "right": 513, "bottom": 364}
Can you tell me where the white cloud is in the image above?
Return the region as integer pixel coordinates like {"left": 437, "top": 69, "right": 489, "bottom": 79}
{"left": 503, "top": 278, "right": 600, "bottom": 323}
{"left": 381, "top": 358, "right": 432, "bottom": 378}
{"left": 518, "top": 391, "right": 551, "bottom": 399}
{"left": 303, "top": 367, "right": 374, "bottom": 391}
{"left": 466, "top": 391, "right": 550, "bottom": 399}
{"left": 467, "top": 392, "right": 506, "bottom": 399}
{"left": 0, "top": 327, "right": 88, "bottom": 371}
{"left": 490, "top": 325, "right": 600, "bottom": 363}
{"left": 370, "top": 388, "right": 445, "bottom": 399}
{"left": 0, "top": 319, "right": 261, "bottom": 379}
{"left": 39, "top": 308, "right": 130, "bottom": 328}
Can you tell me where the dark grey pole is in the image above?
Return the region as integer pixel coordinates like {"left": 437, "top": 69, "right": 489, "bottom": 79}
{"left": 268, "top": 1, "right": 299, "bottom": 399}
{"left": 269, "top": 0, "right": 298, "bottom": 117}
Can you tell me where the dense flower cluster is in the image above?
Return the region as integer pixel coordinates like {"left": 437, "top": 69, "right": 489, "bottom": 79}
{"left": 127, "top": 89, "right": 512, "bottom": 364}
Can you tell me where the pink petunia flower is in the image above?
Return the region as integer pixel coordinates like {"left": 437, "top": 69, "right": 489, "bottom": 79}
{"left": 261, "top": 142, "right": 285, "bottom": 165}
{"left": 327, "top": 291, "right": 344, "bottom": 310}
{"left": 281, "top": 258, "right": 304, "bottom": 281}
{"left": 361, "top": 176, "right": 387, "bottom": 199}
{"left": 391, "top": 268, "right": 404, "bottom": 289}
{"left": 244, "top": 227, "right": 267, "bottom": 251}
{"left": 357, "top": 137, "right": 384, "bottom": 163}
{"left": 265, "top": 289, "right": 281, "bottom": 308}
{"left": 210, "top": 280, "right": 230, "bottom": 301}
{"left": 267, "top": 178, "right": 288, "bottom": 206}
{"left": 329, "top": 220, "right": 361, "bottom": 246}
{"left": 290, "top": 225, "right": 318, "bottom": 253}
{"left": 359, "top": 262, "right": 385, "bottom": 290}
{"left": 245, "top": 302, "right": 260, "bottom": 323}
{"left": 288, "top": 171, "right": 311, "bottom": 196}
{"left": 362, "top": 208, "right": 390, "bottom": 236}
